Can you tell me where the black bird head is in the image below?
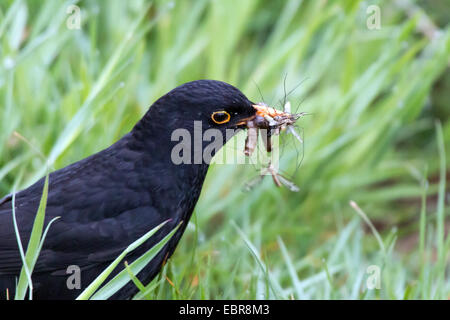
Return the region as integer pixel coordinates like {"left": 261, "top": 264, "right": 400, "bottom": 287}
{"left": 143, "top": 80, "right": 256, "bottom": 130}
{"left": 132, "top": 80, "right": 261, "bottom": 165}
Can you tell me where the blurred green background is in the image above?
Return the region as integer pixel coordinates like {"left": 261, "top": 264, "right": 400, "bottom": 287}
{"left": 0, "top": 0, "right": 449, "bottom": 299}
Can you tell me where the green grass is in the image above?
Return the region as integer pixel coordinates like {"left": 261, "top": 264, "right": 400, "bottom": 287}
{"left": 0, "top": 0, "right": 449, "bottom": 299}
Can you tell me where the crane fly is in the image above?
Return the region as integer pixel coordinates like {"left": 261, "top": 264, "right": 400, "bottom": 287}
{"left": 241, "top": 100, "right": 306, "bottom": 191}
{"left": 244, "top": 101, "right": 306, "bottom": 156}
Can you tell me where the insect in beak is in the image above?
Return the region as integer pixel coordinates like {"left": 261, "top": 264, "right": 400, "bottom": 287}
{"left": 242, "top": 102, "right": 305, "bottom": 156}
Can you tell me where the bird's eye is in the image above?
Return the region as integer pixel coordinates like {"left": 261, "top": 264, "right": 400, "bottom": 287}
{"left": 211, "top": 111, "right": 231, "bottom": 124}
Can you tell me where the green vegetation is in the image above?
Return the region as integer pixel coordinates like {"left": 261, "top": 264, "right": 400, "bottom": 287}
{"left": 0, "top": 0, "right": 449, "bottom": 299}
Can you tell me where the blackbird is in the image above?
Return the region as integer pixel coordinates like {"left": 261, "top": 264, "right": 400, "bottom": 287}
{"left": 0, "top": 80, "right": 272, "bottom": 300}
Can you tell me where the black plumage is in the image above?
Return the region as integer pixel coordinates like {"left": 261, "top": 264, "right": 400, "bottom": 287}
{"left": 0, "top": 80, "right": 257, "bottom": 300}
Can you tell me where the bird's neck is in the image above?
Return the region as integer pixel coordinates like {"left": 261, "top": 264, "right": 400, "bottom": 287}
{"left": 130, "top": 114, "right": 212, "bottom": 197}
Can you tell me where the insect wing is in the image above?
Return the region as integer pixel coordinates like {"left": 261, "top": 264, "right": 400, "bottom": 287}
{"left": 243, "top": 174, "right": 265, "bottom": 192}
{"left": 284, "top": 101, "right": 291, "bottom": 113}
{"left": 277, "top": 174, "right": 300, "bottom": 192}
{"left": 287, "top": 126, "right": 303, "bottom": 144}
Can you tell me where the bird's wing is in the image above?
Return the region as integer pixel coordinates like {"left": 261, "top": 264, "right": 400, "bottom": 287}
{"left": 0, "top": 195, "right": 166, "bottom": 275}
{"left": 0, "top": 135, "right": 181, "bottom": 277}
{"left": 0, "top": 150, "right": 171, "bottom": 276}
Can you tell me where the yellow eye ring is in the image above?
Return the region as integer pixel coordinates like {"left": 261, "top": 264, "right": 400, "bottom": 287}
{"left": 211, "top": 111, "right": 231, "bottom": 124}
